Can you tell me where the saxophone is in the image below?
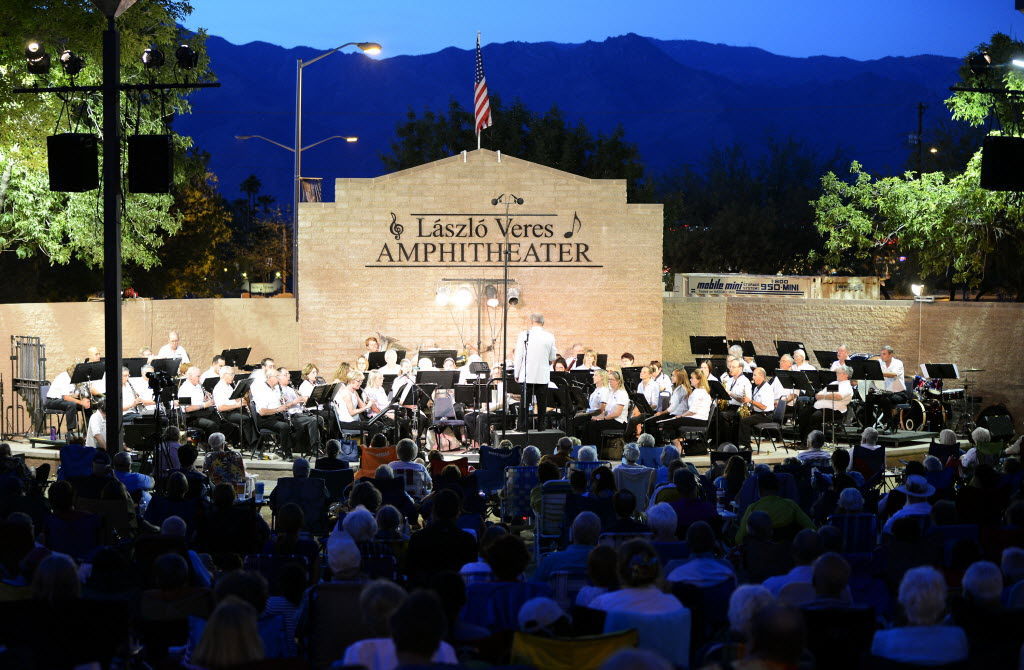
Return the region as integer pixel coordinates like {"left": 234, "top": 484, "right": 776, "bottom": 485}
{"left": 738, "top": 403, "right": 752, "bottom": 419}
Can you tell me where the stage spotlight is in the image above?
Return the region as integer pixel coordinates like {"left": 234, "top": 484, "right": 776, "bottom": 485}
{"left": 485, "top": 284, "right": 499, "bottom": 307}
{"left": 453, "top": 285, "right": 473, "bottom": 308}
{"left": 175, "top": 44, "right": 199, "bottom": 69}
{"left": 142, "top": 47, "right": 165, "bottom": 69}
{"left": 434, "top": 286, "right": 449, "bottom": 307}
{"left": 910, "top": 284, "right": 924, "bottom": 297}
{"left": 507, "top": 287, "right": 520, "bottom": 305}
{"left": 59, "top": 50, "right": 85, "bottom": 76}
{"left": 25, "top": 42, "right": 51, "bottom": 74}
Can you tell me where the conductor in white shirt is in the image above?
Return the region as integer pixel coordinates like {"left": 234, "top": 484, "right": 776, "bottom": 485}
{"left": 514, "top": 313, "right": 558, "bottom": 431}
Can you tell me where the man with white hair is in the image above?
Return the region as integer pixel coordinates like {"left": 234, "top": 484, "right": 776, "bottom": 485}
{"left": 800, "top": 364, "right": 853, "bottom": 440}
{"left": 871, "top": 566, "right": 968, "bottom": 665}
{"left": 156, "top": 330, "right": 190, "bottom": 365}
{"left": 213, "top": 366, "right": 256, "bottom": 450}
{"left": 532, "top": 511, "right": 600, "bottom": 583}
{"left": 960, "top": 427, "right": 992, "bottom": 468}
{"left": 513, "top": 313, "right": 558, "bottom": 431}
{"left": 728, "top": 344, "right": 753, "bottom": 373}
{"left": 178, "top": 366, "right": 218, "bottom": 435}
{"left": 961, "top": 561, "right": 1004, "bottom": 608}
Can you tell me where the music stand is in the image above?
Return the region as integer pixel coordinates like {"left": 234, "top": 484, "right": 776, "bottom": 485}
{"left": 813, "top": 350, "right": 839, "bottom": 370}
{"left": 306, "top": 382, "right": 337, "bottom": 408}
{"left": 71, "top": 361, "right": 106, "bottom": 385}
{"left": 780, "top": 370, "right": 816, "bottom": 398}
{"left": 220, "top": 348, "right": 252, "bottom": 369}
{"left": 775, "top": 340, "right": 805, "bottom": 358}
{"left": 150, "top": 357, "right": 182, "bottom": 377}
{"left": 454, "top": 383, "right": 488, "bottom": 409}
{"left": 728, "top": 340, "right": 756, "bottom": 357}
{"left": 123, "top": 357, "right": 147, "bottom": 378}
{"left": 569, "top": 369, "right": 594, "bottom": 388}
{"left": 629, "top": 392, "right": 654, "bottom": 415}
{"left": 382, "top": 374, "right": 397, "bottom": 395}
{"left": 288, "top": 370, "right": 303, "bottom": 387}
{"left": 202, "top": 377, "right": 218, "bottom": 395}
{"left": 416, "top": 370, "right": 460, "bottom": 391}
{"left": 753, "top": 355, "right": 779, "bottom": 372}
{"left": 620, "top": 366, "right": 643, "bottom": 391}
{"left": 690, "top": 336, "right": 729, "bottom": 357}
{"left": 849, "top": 359, "right": 884, "bottom": 382}
{"left": 922, "top": 363, "right": 959, "bottom": 380}
{"left": 419, "top": 349, "right": 458, "bottom": 369}
{"left": 229, "top": 377, "right": 255, "bottom": 401}
{"left": 368, "top": 351, "right": 406, "bottom": 370}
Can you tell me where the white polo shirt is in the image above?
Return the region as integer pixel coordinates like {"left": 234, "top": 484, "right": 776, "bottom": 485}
{"left": 814, "top": 379, "right": 854, "bottom": 413}
{"left": 881, "top": 357, "right": 906, "bottom": 393}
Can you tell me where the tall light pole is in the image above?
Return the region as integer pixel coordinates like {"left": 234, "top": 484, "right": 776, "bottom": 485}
{"left": 293, "top": 41, "right": 380, "bottom": 318}
{"left": 235, "top": 133, "right": 358, "bottom": 293}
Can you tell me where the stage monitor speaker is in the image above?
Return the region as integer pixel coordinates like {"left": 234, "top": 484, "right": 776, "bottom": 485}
{"left": 492, "top": 429, "right": 566, "bottom": 455}
{"left": 128, "top": 134, "right": 173, "bottom": 193}
{"left": 981, "top": 135, "right": 1024, "bottom": 191}
{"left": 47, "top": 133, "right": 98, "bottom": 192}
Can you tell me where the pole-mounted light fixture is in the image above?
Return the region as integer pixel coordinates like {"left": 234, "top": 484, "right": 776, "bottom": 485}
{"left": 25, "top": 42, "right": 51, "bottom": 74}
{"left": 175, "top": 44, "right": 198, "bottom": 69}
{"left": 59, "top": 50, "right": 85, "bottom": 76}
{"left": 142, "top": 46, "right": 165, "bottom": 69}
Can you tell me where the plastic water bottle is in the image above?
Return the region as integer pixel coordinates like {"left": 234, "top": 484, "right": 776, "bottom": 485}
{"left": 49, "top": 426, "right": 57, "bottom": 441}
{"left": 254, "top": 481, "right": 265, "bottom": 503}
{"left": 715, "top": 478, "right": 727, "bottom": 513}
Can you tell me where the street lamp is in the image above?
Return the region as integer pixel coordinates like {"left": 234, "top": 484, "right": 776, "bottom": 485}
{"left": 294, "top": 41, "right": 380, "bottom": 317}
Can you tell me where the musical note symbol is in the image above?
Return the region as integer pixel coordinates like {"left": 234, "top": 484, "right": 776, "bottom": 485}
{"left": 563, "top": 211, "right": 582, "bottom": 239}
{"left": 388, "top": 212, "right": 404, "bottom": 240}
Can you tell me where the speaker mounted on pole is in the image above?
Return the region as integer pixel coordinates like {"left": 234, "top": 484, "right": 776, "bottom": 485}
{"left": 46, "top": 133, "right": 99, "bottom": 192}
{"left": 128, "top": 134, "right": 173, "bottom": 194}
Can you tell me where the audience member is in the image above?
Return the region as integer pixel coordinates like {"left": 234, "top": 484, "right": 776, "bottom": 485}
{"left": 533, "top": 511, "right": 600, "bottom": 583}
{"left": 589, "top": 540, "right": 684, "bottom": 614}
{"left": 667, "top": 520, "right": 734, "bottom": 586}
{"left": 315, "top": 439, "right": 351, "bottom": 471}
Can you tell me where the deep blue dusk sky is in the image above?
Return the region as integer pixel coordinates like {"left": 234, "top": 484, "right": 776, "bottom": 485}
{"left": 183, "top": 0, "right": 1024, "bottom": 60}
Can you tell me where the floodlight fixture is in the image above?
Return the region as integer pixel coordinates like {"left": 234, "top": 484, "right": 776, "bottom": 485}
{"left": 142, "top": 47, "right": 165, "bottom": 69}
{"left": 25, "top": 42, "right": 51, "bottom": 74}
{"left": 507, "top": 287, "right": 521, "bottom": 305}
{"left": 485, "top": 284, "right": 499, "bottom": 307}
{"left": 910, "top": 283, "right": 924, "bottom": 297}
{"left": 174, "top": 44, "right": 199, "bottom": 69}
{"left": 59, "top": 50, "right": 85, "bottom": 76}
{"left": 453, "top": 285, "right": 474, "bottom": 308}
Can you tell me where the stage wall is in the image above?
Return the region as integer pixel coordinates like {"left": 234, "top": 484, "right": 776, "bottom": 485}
{"left": 664, "top": 295, "right": 1024, "bottom": 424}
{"left": 297, "top": 149, "right": 665, "bottom": 372}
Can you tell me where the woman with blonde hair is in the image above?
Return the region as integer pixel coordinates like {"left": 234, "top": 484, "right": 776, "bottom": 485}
{"left": 571, "top": 369, "right": 611, "bottom": 437}
{"left": 332, "top": 362, "right": 351, "bottom": 384}
{"left": 662, "top": 368, "right": 712, "bottom": 451}
{"left": 192, "top": 596, "right": 264, "bottom": 669}
{"left": 585, "top": 370, "right": 630, "bottom": 444}
{"left": 643, "top": 368, "right": 690, "bottom": 443}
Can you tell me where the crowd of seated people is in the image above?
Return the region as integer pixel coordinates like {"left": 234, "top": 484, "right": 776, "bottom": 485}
{"left": 0, "top": 423, "right": 1023, "bottom": 670}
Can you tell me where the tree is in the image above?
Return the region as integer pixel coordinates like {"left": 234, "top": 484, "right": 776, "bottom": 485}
{"left": 661, "top": 139, "right": 839, "bottom": 275}
{"left": 381, "top": 97, "right": 652, "bottom": 201}
{"left": 812, "top": 33, "right": 1024, "bottom": 299}
{"left": 127, "top": 152, "right": 233, "bottom": 298}
{"left": 0, "top": 0, "right": 214, "bottom": 268}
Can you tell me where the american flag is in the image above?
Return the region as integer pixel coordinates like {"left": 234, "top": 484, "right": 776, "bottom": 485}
{"left": 474, "top": 33, "right": 492, "bottom": 135}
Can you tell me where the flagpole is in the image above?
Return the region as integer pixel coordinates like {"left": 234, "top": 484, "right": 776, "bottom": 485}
{"left": 477, "top": 131, "right": 481, "bottom": 151}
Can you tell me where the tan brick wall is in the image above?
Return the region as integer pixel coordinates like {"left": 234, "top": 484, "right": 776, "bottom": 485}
{"left": 664, "top": 296, "right": 1024, "bottom": 424}
{"left": 297, "top": 149, "right": 665, "bottom": 371}
{"left": 0, "top": 298, "right": 299, "bottom": 378}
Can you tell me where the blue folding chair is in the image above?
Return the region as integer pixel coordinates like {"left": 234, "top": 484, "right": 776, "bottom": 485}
{"left": 478, "top": 445, "right": 522, "bottom": 493}
{"left": 501, "top": 465, "right": 539, "bottom": 523}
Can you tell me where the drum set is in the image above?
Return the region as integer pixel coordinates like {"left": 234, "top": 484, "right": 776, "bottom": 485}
{"left": 898, "top": 372, "right": 980, "bottom": 435}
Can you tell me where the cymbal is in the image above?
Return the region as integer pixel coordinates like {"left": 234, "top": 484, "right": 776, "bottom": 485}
{"left": 961, "top": 368, "right": 985, "bottom": 373}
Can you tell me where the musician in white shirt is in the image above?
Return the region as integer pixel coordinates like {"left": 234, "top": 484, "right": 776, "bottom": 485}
{"left": 333, "top": 371, "right": 373, "bottom": 434}
{"left": 571, "top": 369, "right": 610, "bottom": 438}
{"left": 298, "top": 364, "right": 320, "bottom": 399}
{"left": 865, "top": 345, "right": 908, "bottom": 433}
{"left": 792, "top": 349, "right": 815, "bottom": 371}
{"left": 133, "top": 365, "right": 158, "bottom": 417}
{"left": 178, "top": 366, "right": 218, "bottom": 435}
{"left": 379, "top": 349, "right": 402, "bottom": 376}
{"left": 45, "top": 365, "right": 89, "bottom": 432}
{"left": 626, "top": 366, "right": 662, "bottom": 439}
{"left": 156, "top": 330, "right": 190, "bottom": 365}
{"left": 829, "top": 344, "right": 851, "bottom": 371}
{"left": 213, "top": 366, "right": 256, "bottom": 449}
{"left": 121, "top": 366, "right": 152, "bottom": 423}
{"left": 389, "top": 359, "right": 422, "bottom": 441}
{"left": 728, "top": 344, "right": 753, "bottom": 373}
{"left": 642, "top": 368, "right": 688, "bottom": 443}
{"left": 585, "top": 370, "right": 629, "bottom": 444}
{"left": 800, "top": 364, "right": 854, "bottom": 440}
{"left": 661, "top": 369, "right": 712, "bottom": 451}
{"left": 721, "top": 358, "right": 752, "bottom": 444}
{"left": 278, "top": 367, "right": 322, "bottom": 456}
{"left": 738, "top": 367, "right": 777, "bottom": 448}
{"left": 254, "top": 369, "right": 302, "bottom": 454}
{"left": 564, "top": 343, "right": 584, "bottom": 369}
{"left": 200, "top": 355, "right": 225, "bottom": 382}
{"left": 771, "top": 354, "right": 799, "bottom": 406}
{"left": 650, "top": 361, "right": 672, "bottom": 393}
{"left": 86, "top": 402, "right": 107, "bottom": 449}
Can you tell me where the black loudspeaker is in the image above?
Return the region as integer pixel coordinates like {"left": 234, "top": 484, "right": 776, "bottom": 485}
{"left": 128, "top": 134, "right": 173, "bottom": 193}
{"left": 492, "top": 429, "right": 566, "bottom": 455}
{"left": 46, "top": 133, "right": 98, "bottom": 192}
{"left": 981, "top": 135, "right": 1024, "bottom": 191}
